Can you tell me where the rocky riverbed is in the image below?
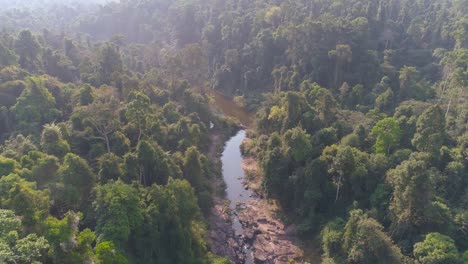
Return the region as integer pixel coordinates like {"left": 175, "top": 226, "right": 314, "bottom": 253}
{"left": 207, "top": 132, "right": 305, "bottom": 264}
{"left": 237, "top": 199, "right": 304, "bottom": 263}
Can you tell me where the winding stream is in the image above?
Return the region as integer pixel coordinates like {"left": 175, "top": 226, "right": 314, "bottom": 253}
{"left": 221, "top": 130, "right": 255, "bottom": 264}
{"left": 212, "top": 91, "right": 318, "bottom": 264}
{"left": 212, "top": 90, "right": 256, "bottom": 263}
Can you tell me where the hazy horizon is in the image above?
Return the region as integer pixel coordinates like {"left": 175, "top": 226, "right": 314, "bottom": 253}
{"left": 0, "top": 0, "right": 116, "bottom": 9}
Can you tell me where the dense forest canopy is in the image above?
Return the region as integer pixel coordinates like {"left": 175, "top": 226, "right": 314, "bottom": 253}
{"left": 0, "top": 0, "right": 466, "bottom": 263}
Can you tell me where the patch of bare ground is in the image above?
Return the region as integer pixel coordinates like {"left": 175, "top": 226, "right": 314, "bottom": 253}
{"left": 239, "top": 139, "right": 309, "bottom": 264}
{"left": 242, "top": 156, "right": 263, "bottom": 196}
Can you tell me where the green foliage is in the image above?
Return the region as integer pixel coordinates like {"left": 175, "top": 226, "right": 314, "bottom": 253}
{"left": 136, "top": 140, "right": 174, "bottom": 186}
{"left": 341, "top": 210, "right": 404, "bottom": 264}
{"left": 13, "top": 77, "right": 61, "bottom": 135}
{"left": 79, "top": 84, "right": 94, "bottom": 106}
{"left": 94, "top": 180, "right": 143, "bottom": 246}
{"left": 40, "top": 123, "right": 70, "bottom": 159}
{"left": 98, "top": 44, "right": 123, "bottom": 86}
{"left": 387, "top": 155, "right": 435, "bottom": 244}
{"left": 12, "top": 234, "right": 49, "bottom": 264}
{"left": 321, "top": 218, "right": 345, "bottom": 259}
{"left": 413, "top": 233, "right": 462, "bottom": 264}
{"left": 0, "top": 174, "right": 49, "bottom": 229}
{"left": 371, "top": 117, "right": 402, "bottom": 155}
{"left": 132, "top": 179, "right": 207, "bottom": 264}
{"left": 0, "top": 209, "right": 21, "bottom": 237}
{"left": 125, "top": 91, "right": 151, "bottom": 142}
{"left": 0, "top": 210, "right": 49, "bottom": 264}
{"left": 283, "top": 127, "right": 313, "bottom": 164}
{"left": 15, "top": 30, "right": 41, "bottom": 72}
{"left": 0, "top": 156, "right": 20, "bottom": 177}
{"left": 26, "top": 151, "right": 60, "bottom": 188}
{"left": 0, "top": 43, "right": 18, "bottom": 67}
{"left": 412, "top": 106, "right": 446, "bottom": 157}
{"left": 95, "top": 241, "right": 128, "bottom": 264}
{"left": 98, "top": 153, "right": 124, "bottom": 184}
{"left": 56, "top": 153, "right": 96, "bottom": 211}
{"left": 0, "top": 0, "right": 466, "bottom": 262}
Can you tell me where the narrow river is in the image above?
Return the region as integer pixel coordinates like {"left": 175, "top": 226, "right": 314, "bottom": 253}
{"left": 212, "top": 90, "right": 255, "bottom": 263}
{"left": 221, "top": 130, "right": 255, "bottom": 264}
{"left": 211, "top": 90, "right": 317, "bottom": 263}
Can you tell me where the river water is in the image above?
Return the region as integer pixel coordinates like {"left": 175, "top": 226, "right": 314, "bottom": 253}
{"left": 212, "top": 91, "right": 320, "bottom": 264}
{"left": 221, "top": 130, "right": 255, "bottom": 264}
{"left": 211, "top": 91, "right": 253, "bottom": 127}
{"left": 212, "top": 91, "right": 255, "bottom": 263}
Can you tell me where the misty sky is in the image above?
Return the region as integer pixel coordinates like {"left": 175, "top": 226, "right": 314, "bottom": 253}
{"left": 0, "top": 0, "right": 116, "bottom": 9}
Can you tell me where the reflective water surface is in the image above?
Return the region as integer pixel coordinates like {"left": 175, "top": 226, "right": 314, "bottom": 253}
{"left": 221, "top": 130, "right": 254, "bottom": 264}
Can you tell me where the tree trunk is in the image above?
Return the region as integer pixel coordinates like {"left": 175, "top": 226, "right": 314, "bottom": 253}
{"left": 335, "top": 175, "right": 342, "bottom": 203}
{"left": 445, "top": 91, "right": 453, "bottom": 117}
{"left": 334, "top": 60, "right": 339, "bottom": 89}
{"left": 104, "top": 134, "right": 111, "bottom": 153}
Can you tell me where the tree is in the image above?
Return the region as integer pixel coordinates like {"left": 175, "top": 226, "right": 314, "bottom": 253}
{"left": 371, "top": 117, "right": 401, "bottom": 155}
{"left": 375, "top": 88, "right": 394, "bottom": 113}
{"left": 1, "top": 134, "right": 37, "bottom": 160}
{"left": 321, "top": 218, "right": 346, "bottom": 261}
{"left": 413, "top": 233, "right": 462, "bottom": 264}
{"left": 98, "top": 44, "right": 123, "bottom": 85}
{"left": 136, "top": 140, "right": 173, "bottom": 186}
{"left": 25, "top": 151, "right": 60, "bottom": 188}
{"left": 0, "top": 43, "right": 18, "bottom": 67}
{"left": 125, "top": 91, "right": 150, "bottom": 143}
{"left": 412, "top": 106, "right": 446, "bottom": 157}
{"left": 13, "top": 77, "right": 61, "bottom": 135}
{"left": 12, "top": 234, "right": 49, "bottom": 264}
{"left": 329, "top": 45, "right": 352, "bottom": 89}
{"left": 283, "top": 92, "right": 310, "bottom": 131}
{"left": 0, "top": 156, "right": 20, "bottom": 177}
{"left": 342, "top": 210, "right": 405, "bottom": 264}
{"left": 98, "top": 153, "right": 124, "bottom": 184}
{"left": 183, "top": 146, "right": 204, "bottom": 192}
{"left": 387, "top": 155, "right": 434, "bottom": 243}
{"left": 265, "top": 6, "right": 282, "bottom": 27}
{"left": 0, "top": 209, "right": 21, "bottom": 237}
{"left": 56, "top": 153, "right": 96, "bottom": 212}
{"left": 262, "top": 135, "right": 290, "bottom": 200}
{"left": 399, "top": 66, "right": 418, "bottom": 101}
{"left": 78, "top": 86, "right": 120, "bottom": 153}
{"left": 283, "top": 127, "right": 312, "bottom": 164}
{"left": 40, "top": 123, "right": 70, "bottom": 159}
{"left": 0, "top": 173, "right": 50, "bottom": 229}
{"left": 137, "top": 179, "right": 205, "bottom": 264}
{"left": 15, "top": 30, "right": 41, "bottom": 72}
{"left": 452, "top": 18, "right": 468, "bottom": 49}
{"left": 321, "top": 145, "right": 370, "bottom": 204}
{"left": 95, "top": 241, "right": 128, "bottom": 264}
{"left": 94, "top": 181, "right": 143, "bottom": 247}
{"left": 44, "top": 212, "right": 95, "bottom": 263}
{"left": 79, "top": 84, "right": 94, "bottom": 106}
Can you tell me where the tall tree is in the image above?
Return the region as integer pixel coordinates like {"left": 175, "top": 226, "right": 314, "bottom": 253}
{"left": 98, "top": 44, "right": 123, "bottom": 86}
{"left": 125, "top": 91, "right": 151, "bottom": 143}
{"left": 15, "top": 30, "right": 41, "bottom": 72}
{"left": 77, "top": 86, "right": 120, "bottom": 153}
{"left": 371, "top": 117, "right": 401, "bottom": 155}
{"left": 413, "top": 233, "right": 463, "bottom": 264}
{"left": 412, "top": 105, "right": 446, "bottom": 157}
{"left": 329, "top": 44, "right": 352, "bottom": 89}
{"left": 13, "top": 77, "right": 61, "bottom": 135}
{"left": 387, "top": 155, "right": 434, "bottom": 243}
